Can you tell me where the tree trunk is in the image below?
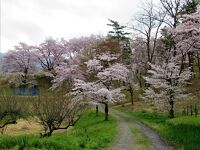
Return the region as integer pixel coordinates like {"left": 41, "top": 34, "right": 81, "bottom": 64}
{"left": 180, "top": 54, "right": 185, "bottom": 74}
{"left": 169, "top": 95, "right": 174, "bottom": 118}
{"left": 49, "top": 129, "right": 53, "bottom": 136}
{"left": 188, "top": 52, "right": 194, "bottom": 78}
{"left": 130, "top": 88, "right": 134, "bottom": 105}
{"left": 197, "top": 52, "right": 200, "bottom": 78}
{"left": 139, "top": 72, "right": 142, "bottom": 88}
{"left": 41, "top": 129, "right": 53, "bottom": 137}
{"left": 104, "top": 103, "right": 109, "bottom": 121}
{"left": 96, "top": 105, "right": 98, "bottom": 116}
{"left": 22, "top": 68, "right": 28, "bottom": 84}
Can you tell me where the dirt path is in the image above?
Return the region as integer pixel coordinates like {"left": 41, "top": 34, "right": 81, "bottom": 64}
{"left": 109, "top": 111, "right": 135, "bottom": 150}
{"left": 109, "top": 109, "right": 172, "bottom": 150}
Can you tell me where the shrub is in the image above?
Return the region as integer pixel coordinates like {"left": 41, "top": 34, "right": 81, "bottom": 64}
{"left": 32, "top": 95, "right": 86, "bottom": 137}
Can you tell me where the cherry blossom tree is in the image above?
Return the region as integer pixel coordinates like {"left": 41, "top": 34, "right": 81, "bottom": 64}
{"left": 1, "top": 43, "right": 36, "bottom": 83}
{"left": 71, "top": 52, "right": 129, "bottom": 121}
{"left": 131, "top": 37, "right": 149, "bottom": 87}
{"left": 64, "top": 36, "right": 96, "bottom": 58}
{"left": 123, "top": 68, "right": 139, "bottom": 106}
{"left": 34, "top": 37, "right": 67, "bottom": 75}
{"left": 172, "top": 10, "right": 200, "bottom": 75}
{"left": 52, "top": 62, "right": 83, "bottom": 91}
{"left": 159, "top": 0, "right": 199, "bottom": 58}
{"left": 173, "top": 10, "right": 200, "bottom": 51}
{"left": 143, "top": 56, "right": 191, "bottom": 118}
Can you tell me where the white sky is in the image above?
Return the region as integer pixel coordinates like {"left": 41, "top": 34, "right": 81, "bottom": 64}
{"left": 1, "top": 0, "right": 158, "bottom": 52}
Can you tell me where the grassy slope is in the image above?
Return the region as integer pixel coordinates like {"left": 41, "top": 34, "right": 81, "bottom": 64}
{"left": 117, "top": 107, "right": 200, "bottom": 150}
{"left": 0, "top": 110, "right": 117, "bottom": 150}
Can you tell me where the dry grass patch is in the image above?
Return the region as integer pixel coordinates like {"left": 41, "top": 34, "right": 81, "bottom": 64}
{"left": 2, "top": 118, "right": 42, "bottom": 135}
{"left": 2, "top": 118, "right": 71, "bottom": 136}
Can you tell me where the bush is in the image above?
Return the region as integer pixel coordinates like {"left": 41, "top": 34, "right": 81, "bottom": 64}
{"left": 0, "top": 95, "right": 27, "bottom": 133}
{"left": 32, "top": 95, "right": 85, "bottom": 137}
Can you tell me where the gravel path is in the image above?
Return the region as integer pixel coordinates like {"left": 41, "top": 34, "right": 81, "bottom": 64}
{"left": 109, "top": 109, "right": 173, "bottom": 150}
{"left": 109, "top": 111, "right": 135, "bottom": 150}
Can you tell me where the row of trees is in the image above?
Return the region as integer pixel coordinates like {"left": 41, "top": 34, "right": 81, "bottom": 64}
{"left": 0, "top": 36, "right": 94, "bottom": 83}
{"left": 0, "top": 0, "right": 200, "bottom": 122}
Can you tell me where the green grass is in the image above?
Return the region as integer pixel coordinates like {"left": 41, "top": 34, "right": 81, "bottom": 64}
{"left": 0, "top": 110, "right": 117, "bottom": 150}
{"left": 0, "top": 85, "right": 13, "bottom": 95}
{"left": 117, "top": 107, "right": 200, "bottom": 150}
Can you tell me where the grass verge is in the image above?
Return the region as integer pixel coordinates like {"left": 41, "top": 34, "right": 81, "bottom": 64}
{"left": 0, "top": 110, "right": 117, "bottom": 150}
{"left": 117, "top": 107, "right": 200, "bottom": 150}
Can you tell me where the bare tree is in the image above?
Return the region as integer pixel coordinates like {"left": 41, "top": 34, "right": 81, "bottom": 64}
{"left": 160, "top": 0, "right": 184, "bottom": 28}
{"left": 32, "top": 95, "right": 84, "bottom": 137}
{"left": 160, "top": 0, "right": 198, "bottom": 27}
{"left": 132, "top": 1, "right": 166, "bottom": 65}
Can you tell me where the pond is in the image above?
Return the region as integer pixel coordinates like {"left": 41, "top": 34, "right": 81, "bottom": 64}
{"left": 12, "top": 86, "right": 39, "bottom": 96}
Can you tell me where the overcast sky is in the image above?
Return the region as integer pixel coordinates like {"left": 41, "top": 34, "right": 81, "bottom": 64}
{"left": 1, "top": 0, "right": 158, "bottom": 53}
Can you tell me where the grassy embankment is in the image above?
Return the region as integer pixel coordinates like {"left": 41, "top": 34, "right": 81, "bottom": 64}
{"left": 0, "top": 110, "right": 117, "bottom": 150}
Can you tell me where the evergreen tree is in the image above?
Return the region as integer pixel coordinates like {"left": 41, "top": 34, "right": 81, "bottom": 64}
{"left": 107, "top": 19, "right": 131, "bottom": 64}
{"left": 181, "top": 0, "right": 199, "bottom": 15}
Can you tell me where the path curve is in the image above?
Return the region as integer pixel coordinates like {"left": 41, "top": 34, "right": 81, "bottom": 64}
{"left": 109, "top": 109, "right": 172, "bottom": 150}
